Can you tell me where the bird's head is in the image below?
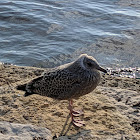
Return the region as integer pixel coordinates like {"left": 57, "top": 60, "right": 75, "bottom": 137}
{"left": 78, "top": 54, "right": 107, "bottom": 73}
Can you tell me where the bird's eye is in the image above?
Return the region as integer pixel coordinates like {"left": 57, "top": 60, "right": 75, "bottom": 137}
{"left": 87, "top": 62, "right": 92, "bottom": 67}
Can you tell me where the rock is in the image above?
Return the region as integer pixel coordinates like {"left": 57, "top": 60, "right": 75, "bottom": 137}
{"left": 0, "top": 121, "right": 52, "bottom": 140}
{"left": 99, "top": 86, "right": 140, "bottom": 133}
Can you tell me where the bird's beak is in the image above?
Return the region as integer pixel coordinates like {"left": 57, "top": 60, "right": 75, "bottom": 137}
{"left": 97, "top": 66, "right": 107, "bottom": 73}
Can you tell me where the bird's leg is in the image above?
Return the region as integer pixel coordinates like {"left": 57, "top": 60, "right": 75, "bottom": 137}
{"left": 69, "top": 100, "right": 85, "bottom": 127}
{"left": 69, "top": 100, "right": 83, "bottom": 116}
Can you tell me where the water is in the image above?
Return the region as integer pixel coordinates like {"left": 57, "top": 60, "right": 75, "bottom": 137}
{"left": 0, "top": 0, "right": 140, "bottom": 68}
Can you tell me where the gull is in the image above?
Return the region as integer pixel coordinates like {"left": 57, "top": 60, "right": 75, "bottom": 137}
{"left": 17, "top": 54, "right": 107, "bottom": 127}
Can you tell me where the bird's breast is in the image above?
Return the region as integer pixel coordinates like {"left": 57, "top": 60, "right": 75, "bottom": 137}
{"left": 72, "top": 71, "right": 101, "bottom": 98}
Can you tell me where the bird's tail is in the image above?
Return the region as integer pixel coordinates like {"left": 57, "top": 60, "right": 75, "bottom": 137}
{"left": 16, "top": 76, "right": 42, "bottom": 97}
{"left": 16, "top": 83, "right": 33, "bottom": 97}
{"left": 16, "top": 84, "right": 26, "bottom": 91}
{"left": 24, "top": 91, "right": 33, "bottom": 97}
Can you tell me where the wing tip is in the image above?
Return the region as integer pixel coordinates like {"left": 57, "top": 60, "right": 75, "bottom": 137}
{"left": 16, "top": 84, "right": 26, "bottom": 91}
{"left": 24, "top": 92, "right": 32, "bottom": 97}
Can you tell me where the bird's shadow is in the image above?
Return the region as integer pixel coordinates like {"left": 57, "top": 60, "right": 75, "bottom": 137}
{"left": 53, "top": 114, "right": 91, "bottom": 140}
{"left": 52, "top": 114, "right": 71, "bottom": 139}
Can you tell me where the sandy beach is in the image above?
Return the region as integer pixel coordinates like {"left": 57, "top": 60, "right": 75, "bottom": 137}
{"left": 0, "top": 63, "right": 139, "bottom": 139}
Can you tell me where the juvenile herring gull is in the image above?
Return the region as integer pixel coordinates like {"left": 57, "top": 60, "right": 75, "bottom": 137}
{"left": 17, "top": 54, "right": 107, "bottom": 127}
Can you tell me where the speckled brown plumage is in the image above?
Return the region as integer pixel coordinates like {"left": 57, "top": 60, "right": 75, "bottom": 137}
{"left": 17, "top": 54, "right": 107, "bottom": 100}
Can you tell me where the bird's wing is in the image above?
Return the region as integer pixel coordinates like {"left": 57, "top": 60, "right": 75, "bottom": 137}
{"left": 27, "top": 69, "right": 84, "bottom": 99}
{"left": 45, "top": 69, "right": 84, "bottom": 99}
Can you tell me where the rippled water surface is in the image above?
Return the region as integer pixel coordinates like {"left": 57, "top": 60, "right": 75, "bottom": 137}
{"left": 0, "top": 0, "right": 140, "bottom": 68}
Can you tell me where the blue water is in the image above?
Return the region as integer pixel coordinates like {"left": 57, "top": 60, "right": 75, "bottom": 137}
{"left": 0, "top": 0, "right": 140, "bottom": 68}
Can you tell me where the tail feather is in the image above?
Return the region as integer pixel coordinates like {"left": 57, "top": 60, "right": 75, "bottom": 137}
{"left": 16, "top": 83, "right": 34, "bottom": 97}
{"left": 24, "top": 91, "right": 33, "bottom": 97}
{"left": 16, "top": 84, "right": 26, "bottom": 91}
{"left": 16, "top": 76, "right": 43, "bottom": 97}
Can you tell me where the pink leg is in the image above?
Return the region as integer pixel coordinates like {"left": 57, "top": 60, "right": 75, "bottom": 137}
{"left": 69, "top": 100, "right": 85, "bottom": 127}
{"left": 70, "top": 100, "right": 83, "bottom": 116}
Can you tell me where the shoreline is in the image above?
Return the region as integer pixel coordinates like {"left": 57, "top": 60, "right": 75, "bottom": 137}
{"left": 0, "top": 63, "right": 139, "bottom": 139}
{"left": 1, "top": 61, "right": 140, "bottom": 78}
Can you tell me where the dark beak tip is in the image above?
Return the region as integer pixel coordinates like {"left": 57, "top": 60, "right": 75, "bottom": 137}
{"left": 104, "top": 69, "right": 107, "bottom": 73}
{"left": 101, "top": 69, "right": 107, "bottom": 73}
{"left": 98, "top": 67, "right": 107, "bottom": 73}
{"left": 104, "top": 70, "right": 107, "bottom": 73}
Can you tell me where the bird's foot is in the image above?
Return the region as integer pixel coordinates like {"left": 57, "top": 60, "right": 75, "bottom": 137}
{"left": 70, "top": 109, "right": 85, "bottom": 127}
{"left": 71, "top": 109, "right": 84, "bottom": 117}
{"left": 69, "top": 100, "right": 85, "bottom": 127}
{"left": 72, "top": 118, "right": 85, "bottom": 127}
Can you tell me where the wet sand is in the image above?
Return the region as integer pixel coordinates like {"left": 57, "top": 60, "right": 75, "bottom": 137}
{"left": 0, "top": 63, "right": 139, "bottom": 139}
